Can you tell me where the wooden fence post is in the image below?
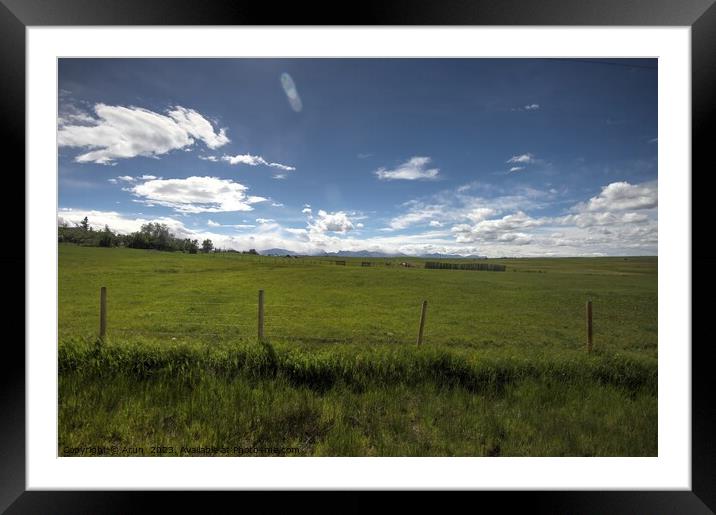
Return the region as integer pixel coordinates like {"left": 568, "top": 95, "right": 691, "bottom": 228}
{"left": 99, "top": 286, "right": 107, "bottom": 340}
{"left": 417, "top": 300, "right": 428, "bottom": 346}
{"left": 586, "top": 299, "right": 593, "bottom": 353}
{"left": 258, "top": 289, "right": 265, "bottom": 341}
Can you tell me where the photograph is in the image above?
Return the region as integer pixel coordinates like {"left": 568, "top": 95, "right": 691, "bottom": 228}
{"left": 57, "top": 57, "right": 658, "bottom": 458}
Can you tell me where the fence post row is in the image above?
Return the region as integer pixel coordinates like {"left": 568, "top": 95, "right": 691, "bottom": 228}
{"left": 258, "top": 289, "right": 265, "bottom": 342}
{"left": 586, "top": 299, "right": 593, "bottom": 353}
{"left": 417, "top": 300, "right": 428, "bottom": 346}
{"left": 99, "top": 286, "right": 107, "bottom": 340}
{"left": 92, "top": 288, "right": 593, "bottom": 350}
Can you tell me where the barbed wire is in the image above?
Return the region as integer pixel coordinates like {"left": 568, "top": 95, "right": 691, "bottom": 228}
{"left": 73, "top": 289, "right": 501, "bottom": 343}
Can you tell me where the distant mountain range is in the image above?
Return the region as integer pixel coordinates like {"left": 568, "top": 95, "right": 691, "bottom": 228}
{"left": 260, "top": 248, "right": 486, "bottom": 259}
{"left": 261, "top": 248, "right": 301, "bottom": 256}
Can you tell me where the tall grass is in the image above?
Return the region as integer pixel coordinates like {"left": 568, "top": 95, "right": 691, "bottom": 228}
{"left": 59, "top": 337, "right": 656, "bottom": 393}
{"left": 59, "top": 338, "right": 657, "bottom": 457}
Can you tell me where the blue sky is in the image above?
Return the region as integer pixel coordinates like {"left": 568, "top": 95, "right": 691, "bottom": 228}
{"left": 58, "top": 58, "right": 658, "bottom": 256}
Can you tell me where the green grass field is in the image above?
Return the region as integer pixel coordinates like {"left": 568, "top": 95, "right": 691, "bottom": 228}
{"left": 58, "top": 244, "right": 658, "bottom": 456}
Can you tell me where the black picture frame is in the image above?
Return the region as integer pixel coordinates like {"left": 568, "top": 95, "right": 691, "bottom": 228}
{"left": 3, "top": 0, "right": 713, "bottom": 512}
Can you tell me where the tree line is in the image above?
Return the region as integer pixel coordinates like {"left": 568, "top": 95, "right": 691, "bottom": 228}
{"left": 58, "top": 217, "right": 223, "bottom": 254}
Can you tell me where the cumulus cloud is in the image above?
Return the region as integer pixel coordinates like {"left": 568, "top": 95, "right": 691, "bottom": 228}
{"left": 574, "top": 181, "right": 658, "bottom": 212}
{"left": 221, "top": 153, "right": 295, "bottom": 171}
{"left": 58, "top": 104, "right": 229, "bottom": 164}
{"left": 452, "top": 211, "right": 543, "bottom": 243}
{"left": 309, "top": 210, "right": 355, "bottom": 233}
{"left": 560, "top": 211, "right": 650, "bottom": 228}
{"left": 166, "top": 106, "right": 229, "bottom": 149}
{"left": 130, "top": 176, "right": 267, "bottom": 213}
{"left": 442, "top": 180, "right": 658, "bottom": 254}
{"left": 465, "top": 207, "right": 496, "bottom": 223}
{"left": 386, "top": 204, "right": 445, "bottom": 230}
{"left": 375, "top": 156, "right": 440, "bottom": 181}
{"left": 385, "top": 197, "right": 498, "bottom": 232}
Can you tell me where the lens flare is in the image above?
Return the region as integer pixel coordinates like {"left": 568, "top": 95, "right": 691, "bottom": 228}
{"left": 280, "top": 72, "right": 303, "bottom": 112}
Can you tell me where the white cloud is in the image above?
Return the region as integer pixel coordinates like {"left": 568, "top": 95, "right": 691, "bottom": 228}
{"left": 452, "top": 211, "right": 543, "bottom": 243}
{"left": 497, "top": 232, "right": 533, "bottom": 245}
{"left": 465, "top": 207, "right": 496, "bottom": 223}
{"left": 302, "top": 207, "right": 313, "bottom": 215}
{"left": 309, "top": 210, "right": 355, "bottom": 233}
{"left": 385, "top": 196, "right": 498, "bottom": 232}
{"left": 58, "top": 104, "right": 229, "bottom": 164}
{"left": 375, "top": 156, "right": 440, "bottom": 181}
{"left": 199, "top": 155, "right": 219, "bottom": 162}
{"left": 574, "top": 181, "right": 657, "bottom": 212}
{"left": 108, "top": 178, "right": 118, "bottom": 184}
{"left": 271, "top": 202, "right": 284, "bottom": 207}
{"left": 506, "top": 153, "right": 535, "bottom": 165}
{"left": 509, "top": 166, "right": 525, "bottom": 173}
{"left": 273, "top": 174, "right": 287, "bottom": 180}
{"left": 524, "top": 104, "right": 540, "bottom": 111}
{"left": 256, "top": 218, "right": 275, "bottom": 224}
{"left": 386, "top": 204, "right": 444, "bottom": 230}
{"left": 166, "top": 106, "right": 229, "bottom": 150}
{"left": 58, "top": 104, "right": 96, "bottom": 126}
{"left": 130, "top": 176, "right": 267, "bottom": 213}
{"left": 221, "top": 153, "right": 295, "bottom": 171}
{"left": 207, "top": 219, "right": 256, "bottom": 229}
{"left": 441, "top": 180, "right": 658, "bottom": 254}
{"left": 117, "top": 175, "right": 135, "bottom": 182}
{"left": 560, "top": 211, "right": 650, "bottom": 228}
{"left": 141, "top": 174, "right": 157, "bottom": 180}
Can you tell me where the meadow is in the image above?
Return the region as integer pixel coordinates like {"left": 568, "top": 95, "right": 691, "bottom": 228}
{"left": 58, "top": 244, "right": 658, "bottom": 456}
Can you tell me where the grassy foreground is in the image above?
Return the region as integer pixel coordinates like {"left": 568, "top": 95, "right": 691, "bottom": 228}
{"left": 58, "top": 245, "right": 657, "bottom": 456}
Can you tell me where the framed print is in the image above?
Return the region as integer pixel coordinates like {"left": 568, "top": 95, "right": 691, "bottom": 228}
{"left": 3, "top": 0, "right": 714, "bottom": 511}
